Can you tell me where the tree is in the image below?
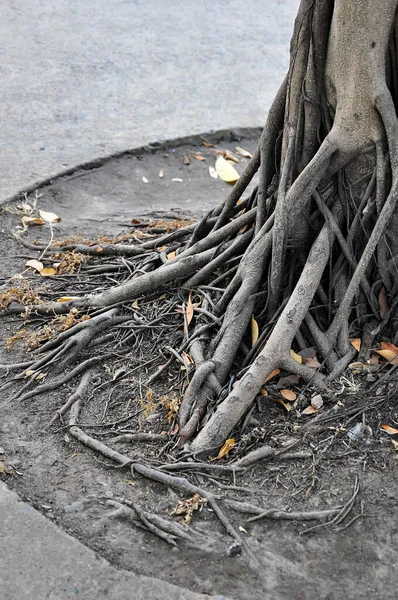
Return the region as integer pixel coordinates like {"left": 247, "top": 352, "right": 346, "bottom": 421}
{"left": 6, "top": 0, "right": 398, "bottom": 461}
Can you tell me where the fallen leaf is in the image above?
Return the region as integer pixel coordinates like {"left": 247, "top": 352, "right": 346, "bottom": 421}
{"left": 238, "top": 525, "right": 248, "bottom": 533}
{"left": 209, "top": 166, "right": 218, "bottom": 179}
{"left": 182, "top": 351, "right": 194, "bottom": 367}
{"left": 311, "top": 394, "right": 324, "bottom": 409}
{"left": 290, "top": 349, "right": 303, "bottom": 364}
{"left": 171, "top": 423, "right": 179, "bottom": 435}
{"left": 36, "top": 372, "right": 47, "bottom": 381}
{"left": 159, "top": 169, "right": 164, "bottom": 178}
{"left": 142, "top": 176, "right": 149, "bottom": 183}
{"left": 194, "top": 153, "right": 206, "bottom": 161}
{"left": 221, "top": 149, "right": 239, "bottom": 163}
{"left": 265, "top": 368, "right": 280, "bottom": 382}
{"left": 303, "top": 357, "right": 322, "bottom": 368}
{"left": 302, "top": 405, "right": 318, "bottom": 415}
{"left": 185, "top": 292, "right": 194, "bottom": 331}
{"left": 349, "top": 338, "right": 361, "bottom": 352}
{"left": 381, "top": 341, "right": 398, "bottom": 353}
{"left": 260, "top": 388, "right": 268, "bottom": 397}
{"left": 0, "top": 462, "right": 4, "bottom": 473}
{"left": 273, "top": 398, "right": 292, "bottom": 411}
{"left": 131, "top": 300, "right": 139, "bottom": 309}
{"left": 379, "top": 286, "right": 389, "bottom": 319}
{"left": 183, "top": 155, "right": 190, "bottom": 165}
{"left": 280, "top": 389, "right": 297, "bottom": 401}
{"left": 251, "top": 317, "right": 259, "bottom": 347}
{"left": 21, "top": 216, "right": 45, "bottom": 227}
{"left": 25, "top": 259, "right": 44, "bottom": 273}
{"left": 56, "top": 297, "right": 79, "bottom": 302}
{"left": 131, "top": 218, "right": 141, "bottom": 224}
{"left": 167, "top": 251, "right": 176, "bottom": 260}
{"left": 235, "top": 146, "right": 252, "bottom": 158}
{"left": 392, "top": 440, "right": 398, "bottom": 450}
{"left": 212, "top": 438, "right": 235, "bottom": 460}
{"left": 24, "top": 370, "right": 36, "bottom": 377}
{"left": 39, "top": 210, "right": 61, "bottom": 223}
{"left": 172, "top": 178, "right": 183, "bottom": 182}
{"left": 381, "top": 424, "right": 398, "bottom": 435}
{"left": 215, "top": 156, "right": 239, "bottom": 184}
{"left": 374, "top": 349, "right": 398, "bottom": 363}
{"left": 40, "top": 268, "right": 57, "bottom": 276}
{"left": 202, "top": 141, "right": 214, "bottom": 147}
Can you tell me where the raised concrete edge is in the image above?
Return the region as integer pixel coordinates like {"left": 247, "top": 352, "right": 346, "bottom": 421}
{"left": 1, "top": 127, "right": 262, "bottom": 206}
{"left": 0, "top": 481, "right": 228, "bottom": 600}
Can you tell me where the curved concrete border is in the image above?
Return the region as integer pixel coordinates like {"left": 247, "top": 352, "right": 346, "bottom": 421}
{"left": 1, "top": 127, "right": 262, "bottom": 206}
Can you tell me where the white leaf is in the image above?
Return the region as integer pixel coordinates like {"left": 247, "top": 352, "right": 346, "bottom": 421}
{"left": 25, "top": 259, "right": 44, "bottom": 273}
{"left": 209, "top": 166, "right": 218, "bottom": 179}
{"left": 39, "top": 210, "right": 61, "bottom": 223}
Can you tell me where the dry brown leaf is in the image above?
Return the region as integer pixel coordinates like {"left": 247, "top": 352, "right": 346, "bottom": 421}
{"left": 260, "top": 388, "right": 268, "bottom": 397}
{"left": 265, "top": 368, "right": 280, "bottom": 382}
{"left": 183, "top": 155, "right": 190, "bottom": 165}
{"left": 374, "top": 348, "right": 398, "bottom": 363}
{"left": 251, "top": 317, "right": 259, "bottom": 347}
{"left": 235, "top": 146, "right": 252, "bottom": 158}
{"left": 280, "top": 389, "right": 297, "bottom": 401}
{"left": 303, "top": 357, "right": 322, "bottom": 368}
{"left": 40, "top": 268, "right": 57, "bottom": 276}
{"left": 222, "top": 149, "right": 239, "bottom": 163}
{"left": 381, "top": 424, "right": 398, "bottom": 435}
{"left": 349, "top": 338, "right": 361, "bottom": 352}
{"left": 39, "top": 210, "right": 61, "bottom": 223}
{"left": 25, "top": 259, "right": 44, "bottom": 273}
{"left": 182, "top": 351, "right": 194, "bottom": 366}
{"left": 194, "top": 153, "right": 206, "bottom": 161}
{"left": 381, "top": 341, "right": 398, "bottom": 353}
{"left": 21, "top": 216, "right": 45, "bottom": 227}
{"left": 167, "top": 251, "right": 176, "bottom": 260}
{"left": 202, "top": 141, "right": 214, "bottom": 147}
{"left": 171, "top": 423, "right": 179, "bottom": 435}
{"left": 302, "top": 405, "right": 318, "bottom": 415}
{"left": 379, "top": 286, "right": 389, "bottom": 319}
{"left": 185, "top": 292, "right": 194, "bottom": 330}
{"left": 215, "top": 156, "right": 239, "bottom": 184}
{"left": 290, "top": 349, "right": 303, "bottom": 364}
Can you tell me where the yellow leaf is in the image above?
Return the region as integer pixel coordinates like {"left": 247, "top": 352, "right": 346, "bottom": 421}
{"left": 25, "top": 259, "right": 44, "bottom": 273}
{"left": 265, "top": 368, "right": 280, "bottom": 383}
{"left": 215, "top": 156, "right": 239, "bottom": 184}
{"left": 381, "top": 424, "right": 398, "bottom": 435}
{"left": 392, "top": 440, "right": 398, "bottom": 450}
{"left": 24, "top": 370, "right": 36, "bottom": 378}
{"left": 349, "top": 338, "right": 361, "bottom": 352}
{"left": 194, "top": 153, "right": 206, "bottom": 161}
{"left": 280, "top": 389, "right": 297, "bottom": 401}
{"left": 302, "top": 405, "right": 318, "bottom": 415}
{"left": 260, "top": 388, "right": 268, "bottom": 397}
{"left": 251, "top": 317, "right": 259, "bottom": 347}
{"left": 40, "top": 268, "right": 57, "bottom": 276}
{"left": 235, "top": 146, "right": 252, "bottom": 158}
{"left": 39, "top": 210, "right": 61, "bottom": 223}
{"left": 167, "top": 251, "right": 176, "bottom": 260}
{"left": 212, "top": 438, "right": 235, "bottom": 460}
{"left": 56, "top": 297, "right": 79, "bottom": 302}
{"left": 290, "top": 349, "right": 303, "bottom": 364}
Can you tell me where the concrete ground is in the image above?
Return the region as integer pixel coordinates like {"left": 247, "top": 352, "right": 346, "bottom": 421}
{"left": 0, "top": 0, "right": 299, "bottom": 201}
{"left": 0, "top": 1, "right": 298, "bottom": 598}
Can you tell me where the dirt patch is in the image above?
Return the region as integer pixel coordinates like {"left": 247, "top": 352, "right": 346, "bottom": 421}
{"left": 0, "top": 131, "right": 397, "bottom": 600}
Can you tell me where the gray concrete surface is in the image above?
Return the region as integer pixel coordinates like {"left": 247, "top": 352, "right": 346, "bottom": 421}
{"left": 0, "top": 482, "right": 226, "bottom": 600}
{"left": 0, "top": 0, "right": 299, "bottom": 201}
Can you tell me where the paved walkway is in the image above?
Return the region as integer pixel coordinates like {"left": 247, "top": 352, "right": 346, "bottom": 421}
{"left": 0, "top": 0, "right": 298, "bottom": 201}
